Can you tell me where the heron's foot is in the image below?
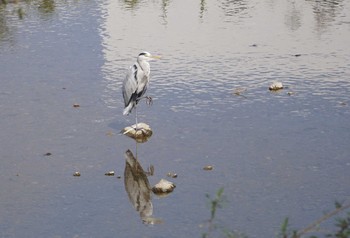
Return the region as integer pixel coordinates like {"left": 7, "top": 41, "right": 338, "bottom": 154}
{"left": 133, "top": 124, "right": 144, "bottom": 132}
{"left": 145, "top": 96, "right": 153, "bottom": 106}
{"left": 132, "top": 124, "right": 140, "bottom": 131}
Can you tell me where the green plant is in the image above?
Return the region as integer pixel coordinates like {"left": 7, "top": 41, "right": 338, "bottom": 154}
{"left": 326, "top": 211, "right": 350, "bottom": 238}
{"left": 279, "top": 201, "right": 350, "bottom": 238}
{"left": 202, "top": 188, "right": 246, "bottom": 238}
{"left": 277, "top": 217, "right": 298, "bottom": 238}
{"left": 202, "top": 189, "right": 350, "bottom": 238}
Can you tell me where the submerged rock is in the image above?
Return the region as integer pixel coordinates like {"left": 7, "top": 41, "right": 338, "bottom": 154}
{"left": 121, "top": 123, "right": 153, "bottom": 143}
{"left": 152, "top": 179, "right": 176, "bottom": 194}
{"left": 269, "top": 82, "right": 284, "bottom": 91}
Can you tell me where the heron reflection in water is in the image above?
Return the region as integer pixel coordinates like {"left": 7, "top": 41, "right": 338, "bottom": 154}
{"left": 124, "top": 149, "right": 162, "bottom": 224}
{"left": 122, "top": 52, "right": 160, "bottom": 129}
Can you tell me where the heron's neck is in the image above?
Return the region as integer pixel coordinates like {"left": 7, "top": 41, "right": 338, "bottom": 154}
{"left": 137, "top": 60, "right": 150, "bottom": 76}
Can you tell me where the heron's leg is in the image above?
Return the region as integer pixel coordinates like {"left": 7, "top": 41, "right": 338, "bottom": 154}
{"left": 135, "top": 106, "right": 138, "bottom": 130}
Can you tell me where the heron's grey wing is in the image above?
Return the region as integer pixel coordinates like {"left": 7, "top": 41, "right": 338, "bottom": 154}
{"left": 135, "top": 72, "right": 149, "bottom": 100}
{"left": 123, "top": 65, "right": 138, "bottom": 107}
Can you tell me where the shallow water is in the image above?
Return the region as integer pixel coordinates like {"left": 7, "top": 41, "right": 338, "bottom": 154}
{"left": 1, "top": 0, "right": 350, "bottom": 237}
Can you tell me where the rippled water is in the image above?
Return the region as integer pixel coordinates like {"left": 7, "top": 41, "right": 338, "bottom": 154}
{"left": 1, "top": 0, "right": 350, "bottom": 237}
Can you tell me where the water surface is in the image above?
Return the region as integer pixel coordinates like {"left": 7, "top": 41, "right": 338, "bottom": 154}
{"left": 1, "top": 0, "right": 350, "bottom": 237}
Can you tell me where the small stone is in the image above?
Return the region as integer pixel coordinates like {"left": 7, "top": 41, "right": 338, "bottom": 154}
{"left": 44, "top": 152, "right": 52, "bottom": 156}
{"left": 104, "top": 171, "right": 115, "bottom": 176}
{"left": 152, "top": 179, "right": 176, "bottom": 194}
{"left": 203, "top": 165, "right": 213, "bottom": 171}
{"left": 73, "top": 104, "right": 80, "bottom": 108}
{"left": 73, "top": 171, "right": 81, "bottom": 177}
{"left": 167, "top": 172, "right": 178, "bottom": 178}
{"left": 269, "top": 82, "right": 284, "bottom": 91}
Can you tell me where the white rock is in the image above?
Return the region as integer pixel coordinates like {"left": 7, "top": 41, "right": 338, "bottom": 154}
{"left": 152, "top": 179, "right": 176, "bottom": 194}
{"left": 269, "top": 82, "right": 284, "bottom": 91}
{"left": 121, "top": 123, "right": 153, "bottom": 142}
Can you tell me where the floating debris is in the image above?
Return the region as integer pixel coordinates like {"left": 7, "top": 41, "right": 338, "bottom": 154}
{"left": 73, "top": 171, "right": 81, "bottom": 177}
{"left": 233, "top": 88, "right": 247, "bottom": 98}
{"left": 106, "top": 131, "right": 115, "bottom": 137}
{"left": 44, "top": 152, "right": 52, "bottom": 156}
{"left": 73, "top": 104, "right": 80, "bottom": 108}
{"left": 269, "top": 82, "right": 284, "bottom": 91}
{"left": 121, "top": 123, "right": 153, "bottom": 143}
{"left": 104, "top": 171, "right": 115, "bottom": 176}
{"left": 167, "top": 172, "right": 178, "bottom": 178}
{"left": 152, "top": 179, "right": 176, "bottom": 194}
{"left": 203, "top": 165, "right": 213, "bottom": 171}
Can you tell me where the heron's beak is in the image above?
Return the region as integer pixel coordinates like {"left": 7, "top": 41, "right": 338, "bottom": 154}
{"left": 151, "top": 55, "right": 161, "bottom": 59}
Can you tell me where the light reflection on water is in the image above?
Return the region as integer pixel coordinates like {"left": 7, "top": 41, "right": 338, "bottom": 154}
{"left": 100, "top": 0, "right": 350, "bottom": 115}
{"left": 98, "top": 3, "right": 350, "bottom": 236}
{"left": 1, "top": 0, "right": 350, "bottom": 237}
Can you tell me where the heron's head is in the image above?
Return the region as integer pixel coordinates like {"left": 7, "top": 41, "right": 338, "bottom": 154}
{"left": 138, "top": 52, "right": 161, "bottom": 61}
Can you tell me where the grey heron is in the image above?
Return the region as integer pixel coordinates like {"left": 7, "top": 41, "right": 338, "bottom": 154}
{"left": 122, "top": 52, "right": 160, "bottom": 128}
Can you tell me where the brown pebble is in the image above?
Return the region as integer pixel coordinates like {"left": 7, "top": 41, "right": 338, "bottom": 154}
{"left": 203, "top": 165, "right": 213, "bottom": 171}
{"left": 73, "top": 104, "right": 80, "bottom": 108}
{"left": 167, "top": 172, "right": 178, "bottom": 178}
{"left": 73, "top": 172, "right": 81, "bottom": 177}
{"left": 152, "top": 179, "right": 176, "bottom": 194}
{"left": 104, "top": 171, "right": 115, "bottom": 176}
